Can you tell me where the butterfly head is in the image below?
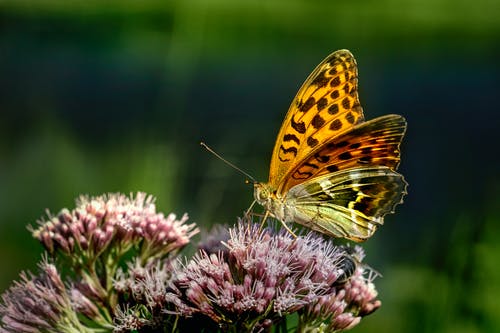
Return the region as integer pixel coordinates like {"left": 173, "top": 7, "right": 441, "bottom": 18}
{"left": 253, "top": 182, "right": 274, "bottom": 206}
{"left": 252, "top": 182, "right": 291, "bottom": 222}
{"left": 253, "top": 182, "right": 286, "bottom": 218}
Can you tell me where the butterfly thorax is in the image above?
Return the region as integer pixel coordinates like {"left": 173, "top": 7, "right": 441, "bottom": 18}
{"left": 253, "top": 182, "right": 293, "bottom": 222}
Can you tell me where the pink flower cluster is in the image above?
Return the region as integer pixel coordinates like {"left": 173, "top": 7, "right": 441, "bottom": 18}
{"left": 1, "top": 193, "right": 383, "bottom": 333}
{"left": 0, "top": 259, "right": 90, "bottom": 333}
{"left": 1, "top": 192, "right": 200, "bottom": 333}
{"left": 31, "top": 192, "right": 199, "bottom": 261}
{"left": 170, "top": 221, "right": 381, "bottom": 332}
{"left": 301, "top": 252, "right": 382, "bottom": 331}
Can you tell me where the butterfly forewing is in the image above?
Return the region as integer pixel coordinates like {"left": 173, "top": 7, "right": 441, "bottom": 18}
{"left": 269, "top": 50, "right": 364, "bottom": 190}
{"left": 286, "top": 166, "right": 407, "bottom": 241}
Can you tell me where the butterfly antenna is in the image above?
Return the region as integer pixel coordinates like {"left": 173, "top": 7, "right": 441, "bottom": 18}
{"left": 200, "top": 142, "right": 257, "bottom": 183}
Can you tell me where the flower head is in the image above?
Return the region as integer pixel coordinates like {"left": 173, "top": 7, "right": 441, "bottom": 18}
{"left": 299, "top": 246, "right": 382, "bottom": 332}
{"left": 112, "top": 259, "right": 184, "bottom": 332}
{"left": 169, "top": 219, "right": 376, "bottom": 332}
{"left": 24, "top": 192, "right": 199, "bottom": 332}
{"left": 31, "top": 192, "right": 199, "bottom": 263}
{"left": 0, "top": 258, "right": 89, "bottom": 333}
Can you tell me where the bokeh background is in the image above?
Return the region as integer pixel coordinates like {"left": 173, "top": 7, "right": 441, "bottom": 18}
{"left": 1, "top": 1, "right": 499, "bottom": 332}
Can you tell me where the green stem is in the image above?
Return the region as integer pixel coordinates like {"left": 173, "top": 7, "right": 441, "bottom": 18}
{"left": 82, "top": 263, "right": 113, "bottom": 324}
{"left": 104, "top": 247, "right": 123, "bottom": 310}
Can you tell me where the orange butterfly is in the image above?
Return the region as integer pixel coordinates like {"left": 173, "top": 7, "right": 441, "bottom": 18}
{"left": 253, "top": 50, "right": 407, "bottom": 242}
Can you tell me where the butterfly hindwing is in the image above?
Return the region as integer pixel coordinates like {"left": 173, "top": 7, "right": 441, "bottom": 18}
{"left": 285, "top": 166, "right": 407, "bottom": 241}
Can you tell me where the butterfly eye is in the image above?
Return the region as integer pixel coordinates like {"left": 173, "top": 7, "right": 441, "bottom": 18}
{"left": 254, "top": 184, "right": 270, "bottom": 204}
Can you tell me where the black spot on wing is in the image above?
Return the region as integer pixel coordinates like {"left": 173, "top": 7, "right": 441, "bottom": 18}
{"left": 311, "top": 71, "right": 329, "bottom": 87}
{"left": 304, "top": 162, "right": 319, "bottom": 169}
{"left": 292, "top": 169, "right": 313, "bottom": 180}
{"left": 362, "top": 147, "right": 373, "bottom": 154}
{"left": 330, "top": 76, "right": 341, "bottom": 87}
{"left": 330, "top": 90, "right": 340, "bottom": 99}
{"left": 311, "top": 115, "right": 326, "bottom": 129}
{"left": 328, "top": 103, "right": 339, "bottom": 115}
{"left": 343, "top": 83, "right": 350, "bottom": 94}
{"left": 336, "top": 141, "right": 349, "bottom": 148}
{"left": 327, "top": 165, "right": 339, "bottom": 172}
{"left": 292, "top": 162, "right": 320, "bottom": 180}
{"left": 283, "top": 134, "right": 300, "bottom": 145}
{"left": 307, "top": 136, "right": 319, "bottom": 147}
{"left": 280, "top": 145, "right": 298, "bottom": 157}
{"left": 317, "top": 98, "right": 328, "bottom": 110}
{"left": 338, "top": 152, "right": 352, "bottom": 160}
{"left": 353, "top": 202, "right": 368, "bottom": 213}
{"left": 342, "top": 97, "right": 350, "bottom": 109}
{"left": 299, "top": 97, "right": 315, "bottom": 113}
{"left": 291, "top": 117, "right": 306, "bottom": 134}
{"left": 330, "top": 119, "right": 342, "bottom": 130}
{"left": 358, "top": 156, "right": 372, "bottom": 163}
{"left": 315, "top": 153, "right": 330, "bottom": 163}
{"left": 345, "top": 112, "right": 355, "bottom": 124}
{"left": 349, "top": 142, "right": 361, "bottom": 149}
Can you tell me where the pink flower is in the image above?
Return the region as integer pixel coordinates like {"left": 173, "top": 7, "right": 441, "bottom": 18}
{"left": 168, "top": 220, "right": 381, "bottom": 332}
{"left": 31, "top": 192, "right": 199, "bottom": 263}
{"left": 0, "top": 258, "right": 89, "bottom": 333}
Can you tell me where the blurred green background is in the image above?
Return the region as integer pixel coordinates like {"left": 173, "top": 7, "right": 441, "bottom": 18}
{"left": 1, "top": 0, "right": 499, "bottom": 332}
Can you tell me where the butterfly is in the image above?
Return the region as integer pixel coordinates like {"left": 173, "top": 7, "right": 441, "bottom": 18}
{"left": 253, "top": 49, "right": 407, "bottom": 242}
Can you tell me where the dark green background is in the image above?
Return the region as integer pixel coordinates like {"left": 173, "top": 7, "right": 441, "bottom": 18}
{"left": 1, "top": 1, "right": 499, "bottom": 332}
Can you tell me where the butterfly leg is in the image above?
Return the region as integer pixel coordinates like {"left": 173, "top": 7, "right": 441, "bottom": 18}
{"left": 258, "top": 210, "right": 270, "bottom": 232}
{"left": 257, "top": 210, "right": 297, "bottom": 238}
{"left": 278, "top": 219, "right": 297, "bottom": 238}
{"left": 244, "top": 200, "right": 257, "bottom": 219}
